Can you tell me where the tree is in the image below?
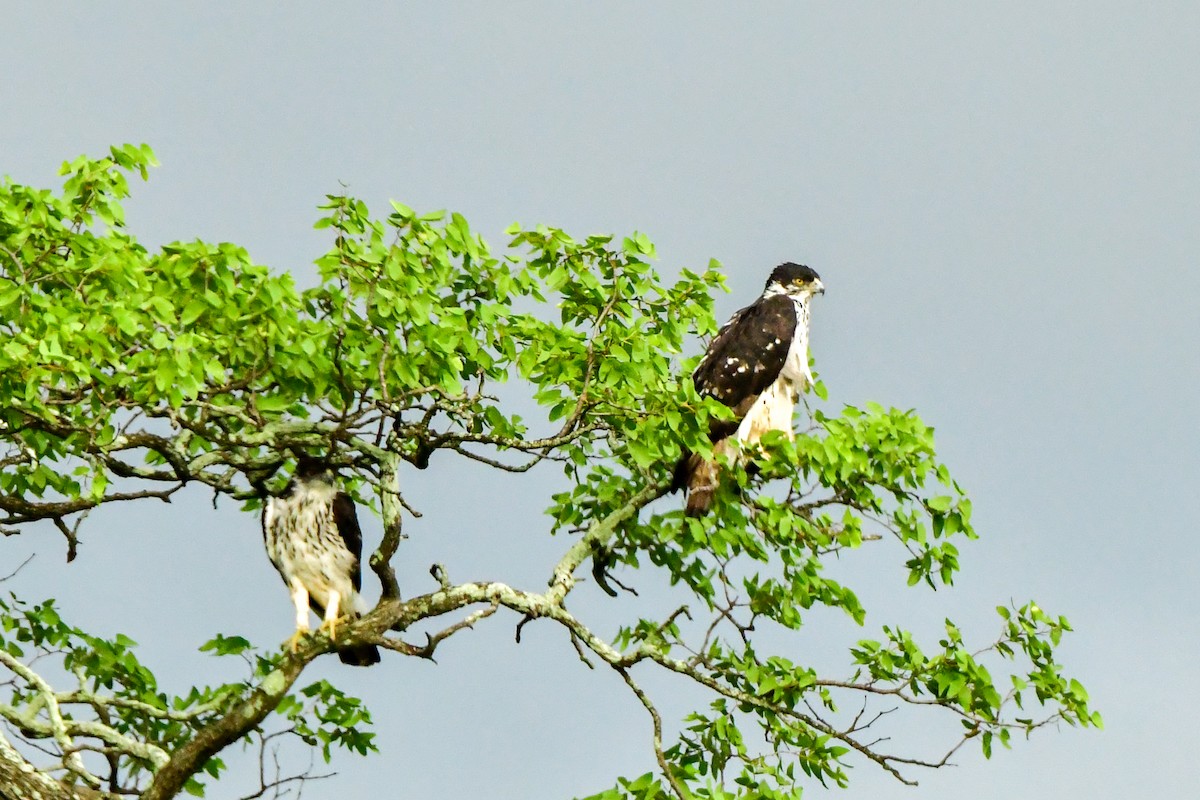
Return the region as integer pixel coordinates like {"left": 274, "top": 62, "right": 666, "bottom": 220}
{"left": 0, "top": 146, "right": 1099, "bottom": 800}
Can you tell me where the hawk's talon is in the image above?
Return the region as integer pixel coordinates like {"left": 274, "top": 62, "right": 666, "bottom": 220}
{"left": 318, "top": 616, "right": 340, "bottom": 644}
{"left": 286, "top": 628, "right": 309, "bottom": 653}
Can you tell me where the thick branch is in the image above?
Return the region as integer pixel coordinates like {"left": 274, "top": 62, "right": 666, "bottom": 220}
{"left": 0, "top": 731, "right": 105, "bottom": 800}
{"left": 0, "top": 650, "right": 103, "bottom": 785}
{"left": 140, "top": 654, "right": 310, "bottom": 800}
{"left": 369, "top": 452, "right": 404, "bottom": 600}
{"left": 546, "top": 480, "right": 668, "bottom": 603}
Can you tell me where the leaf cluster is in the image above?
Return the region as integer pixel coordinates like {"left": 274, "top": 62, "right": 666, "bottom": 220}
{"left": 0, "top": 593, "right": 374, "bottom": 796}
{"left": 0, "top": 147, "right": 1098, "bottom": 800}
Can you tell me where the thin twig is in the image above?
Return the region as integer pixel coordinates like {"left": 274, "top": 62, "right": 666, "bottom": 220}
{"left": 616, "top": 667, "right": 689, "bottom": 800}
{"left": 0, "top": 553, "right": 33, "bottom": 583}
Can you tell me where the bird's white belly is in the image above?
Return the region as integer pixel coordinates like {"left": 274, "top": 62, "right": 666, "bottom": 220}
{"left": 276, "top": 545, "right": 355, "bottom": 608}
{"left": 265, "top": 498, "right": 357, "bottom": 609}
{"left": 778, "top": 325, "right": 812, "bottom": 389}
{"left": 736, "top": 378, "right": 796, "bottom": 443}
{"left": 735, "top": 328, "right": 811, "bottom": 444}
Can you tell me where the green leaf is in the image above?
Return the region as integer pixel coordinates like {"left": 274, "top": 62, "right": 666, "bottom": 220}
{"left": 927, "top": 495, "right": 953, "bottom": 512}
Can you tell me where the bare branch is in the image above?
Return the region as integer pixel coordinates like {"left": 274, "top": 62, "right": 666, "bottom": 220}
{"left": 380, "top": 602, "right": 498, "bottom": 661}
{"left": 239, "top": 729, "right": 335, "bottom": 800}
{"left": 616, "top": 667, "right": 687, "bottom": 800}
{"left": 0, "top": 554, "right": 33, "bottom": 583}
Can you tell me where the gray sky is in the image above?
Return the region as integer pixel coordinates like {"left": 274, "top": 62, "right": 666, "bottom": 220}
{"left": 2, "top": 3, "right": 1197, "bottom": 798}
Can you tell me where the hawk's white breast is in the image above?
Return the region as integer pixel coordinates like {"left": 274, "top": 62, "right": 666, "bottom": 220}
{"left": 264, "top": 480, "right": 360, "bottom": 613}
{"left": 735, "top": 298, "right": 812, "bottom": 444}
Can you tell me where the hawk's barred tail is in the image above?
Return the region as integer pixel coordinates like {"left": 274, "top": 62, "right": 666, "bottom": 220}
{"left": 685, "top": 481, "right": 715, "bottom": 517}
{"left": 338, "top": 644, "right": 382, "bottom": 667}
{"left": 670, "top": 451, "right": 691, "bottom": 494}
{"left": 673, "top": 450, "right": 719, "bottom": 517}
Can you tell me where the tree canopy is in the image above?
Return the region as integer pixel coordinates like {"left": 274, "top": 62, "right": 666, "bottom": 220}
{"left": 0, "top": 146, "right": 1098, "bottom": 799}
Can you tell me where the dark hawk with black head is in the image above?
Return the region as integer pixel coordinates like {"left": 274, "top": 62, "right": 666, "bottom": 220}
{"left": 672, "top": 262, "right": 825, "bottom": 516}
{"left": 262, "top": 456, "right": 381, "bottom": 666}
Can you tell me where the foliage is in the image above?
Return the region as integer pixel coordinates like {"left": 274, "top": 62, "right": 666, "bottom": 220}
{"left": 0, "top": 593, "right": 374, "bottom": 796}
{"left": 0, "top": 146, "right": 1098, "bottom": 799}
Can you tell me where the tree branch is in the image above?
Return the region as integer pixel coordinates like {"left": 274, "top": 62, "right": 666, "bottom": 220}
{"left": 616, "top": 667, "right": 689, "bottom": 800}
{"left": 0, "top": 730, "right": 106, "bottom": 800}
{"left": 139, "top": 652, "right": 311, "bottom": 800}
{"left": 369, "top": 452, "right": 404, "bottom": 601}
{"left": 379, "top": 602, "right": 498, "bottom": 661}
{"left": 546, "top": 480, "right": 669, "bottom": 604}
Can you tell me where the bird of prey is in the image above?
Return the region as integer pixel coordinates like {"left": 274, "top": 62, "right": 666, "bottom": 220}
{"left": 262, "top": 456, "right": 381, "bottom": 666}
{"left": 672, "top": 262, "right": 825, "bottom": 516}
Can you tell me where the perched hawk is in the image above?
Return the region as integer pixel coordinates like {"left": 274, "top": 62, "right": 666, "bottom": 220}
{"left": 673, "top": 263, "right": 825, "bottom": 516}
{"left": 262, "top": 457, "right": 381, "bottom": 666}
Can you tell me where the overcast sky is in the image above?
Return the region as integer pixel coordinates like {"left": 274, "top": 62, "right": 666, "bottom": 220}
{"left": 2, "top": 3, "right": 1197, "bottom": 798}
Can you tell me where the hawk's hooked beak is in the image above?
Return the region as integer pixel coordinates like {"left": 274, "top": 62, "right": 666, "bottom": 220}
{"left": 813, "top": 279, "right": 825, "bottom": 296}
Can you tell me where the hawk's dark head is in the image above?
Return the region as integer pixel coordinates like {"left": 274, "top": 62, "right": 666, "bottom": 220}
{"left": 765, "top": 262, "right": 824, "bottom": 301}
{"left": 292, "top": 453, "right": 335, "bottom": 487}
